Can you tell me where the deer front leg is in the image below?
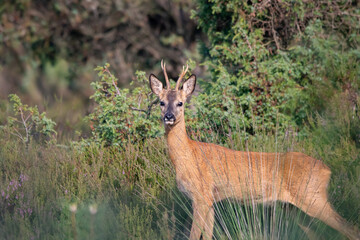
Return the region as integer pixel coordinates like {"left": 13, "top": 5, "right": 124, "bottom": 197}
{"left": 204, "top": 205, "right": 215, "bottom": 239}
{"left": 189, "top": 199, "right": 214, "bottom": 240}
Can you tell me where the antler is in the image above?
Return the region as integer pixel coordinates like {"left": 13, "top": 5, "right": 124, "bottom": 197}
{"left": 161, "top": 59, "right": 170, "bottom": 90}
{"left": 175, "top": 64, "right": 189, "bottom": 91}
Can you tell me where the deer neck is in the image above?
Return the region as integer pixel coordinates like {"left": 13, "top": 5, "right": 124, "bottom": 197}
{"left": 165, "top": 117, "right": 191, "bottom": 163}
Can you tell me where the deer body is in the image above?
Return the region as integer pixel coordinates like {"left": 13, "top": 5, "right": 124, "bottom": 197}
{"left": 149, "top": 61, "right": 360, "bottom": 240}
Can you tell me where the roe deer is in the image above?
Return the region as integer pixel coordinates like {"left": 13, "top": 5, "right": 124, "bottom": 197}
{"left": 149, "top": 61, "right": 360, "bottom": 240}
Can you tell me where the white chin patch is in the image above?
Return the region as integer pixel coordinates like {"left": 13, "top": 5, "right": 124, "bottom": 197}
{"left": 164, "top": 120, "right": 175, "bottom": 125}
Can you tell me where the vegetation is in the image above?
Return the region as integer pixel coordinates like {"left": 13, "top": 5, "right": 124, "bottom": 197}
{"left": 0, "top": 112, "right": 358, "bottom": 239}
{"left": 191, "top": 0, "right": 360, "bottom": 138}
{"left": 1, "top": 94, "right": 57, "bottom": 146}
{"left": 83, "top": 64, "right": 163, "bottom": 148}
{"left": 0, "top": 0, "right": 359, "bottom": 239}
{"left": 0, "top": 0, "right": 202, "bottom": 136}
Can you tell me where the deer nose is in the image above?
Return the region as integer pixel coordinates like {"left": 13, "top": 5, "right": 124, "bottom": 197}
{"left": 164, "top": 113, "right": 175, "bottom": 121}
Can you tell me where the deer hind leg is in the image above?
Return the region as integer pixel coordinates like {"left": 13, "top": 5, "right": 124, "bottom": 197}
{"left": 300, "top": 199, "right": 359, "bottom": 240}
{"left": 189, "top": 199, "right": 214, "bottom": 240}
{"left": 290, "top": 190, "right": 360, "bottom": 240}
{"left": 297, "top": 222, "right": 322, "bottom": 240}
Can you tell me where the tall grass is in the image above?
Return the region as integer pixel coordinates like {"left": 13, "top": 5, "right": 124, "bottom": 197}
{"left": 0, "top": 131, "right": 175, "bottom": 239}
{"left": 0, "top": 94, "right": 359, "bottom": 239}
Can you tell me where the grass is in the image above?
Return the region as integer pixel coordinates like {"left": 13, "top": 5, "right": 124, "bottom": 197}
{"left": 0, "top": 96, "right": 359, "bottom": 240}
{"left": 0, "top": 133, "right": 173, "bottom": 239}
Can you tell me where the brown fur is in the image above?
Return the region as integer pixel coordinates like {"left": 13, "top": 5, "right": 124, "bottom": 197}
{"left": 149, "top": 66, "right": 360, "bottom": 240}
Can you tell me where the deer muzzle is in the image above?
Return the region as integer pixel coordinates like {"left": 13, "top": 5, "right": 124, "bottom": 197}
{"left": 164, "top": 112, "right": 175, "bottom": 125}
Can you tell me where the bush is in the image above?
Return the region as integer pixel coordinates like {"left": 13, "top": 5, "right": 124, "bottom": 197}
{"left": 190, "top": 1, "right": 304, "bottom": 138}
{"left": 83, "top": 64, "right": 163, "bottom": 148}
{"left": 0, "top": 94, "right": 57, "bottom": 146}
{"left": 190, "top": 0, "right": 359, "bottom": 140}
{"left": 288, "top": 20, "right": 360, "bottom": 125}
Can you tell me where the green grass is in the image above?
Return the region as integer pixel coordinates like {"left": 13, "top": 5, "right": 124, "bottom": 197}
{"left": 0, "top": 133, "right": 174, "bottom": 239}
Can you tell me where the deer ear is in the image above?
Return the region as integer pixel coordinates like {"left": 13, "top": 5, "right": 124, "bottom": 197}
{"left": 183, "top": 74, "right": 196, "bottom": 97}
{"left": 149, "top": 74, "right": 163, "bottom": 96}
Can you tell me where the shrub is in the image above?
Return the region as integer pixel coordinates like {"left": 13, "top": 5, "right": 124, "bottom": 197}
{"left": 190, "top": 0, "right": 359, "bottom": 140}
{"left": 288, "top": 20, "right": 360, "bottom": 125}
{"left": 190, "top": 1, "right": 304, "bottom": 138}
{"left": 84, "top": 63, "right": 163, "bottom": 148}
{"left": 0, "top": 94, "right": 57, "bottom": 145}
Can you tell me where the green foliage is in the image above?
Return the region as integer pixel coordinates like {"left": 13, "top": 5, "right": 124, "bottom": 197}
{"left": 191, "top": 1, "right": 304, "bottom": 138}
{"left": 288, "top": 20, "right": 360, "bottom": 124}
{"left": 190, "top": 0, "right": 360, "bottom": 140}
{"left": 193, "top": 0, "right": 359, "bottom": 51}
{"left": 84, "top": 64, "right": 162, "bottom": 148}
{"left": 1, "top": 94, "right": 57, "bottom": 145}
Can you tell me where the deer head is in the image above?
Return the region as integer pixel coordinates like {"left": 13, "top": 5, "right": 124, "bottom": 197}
{"left": 149, "top": 60, "right": 196, "bottom": 126}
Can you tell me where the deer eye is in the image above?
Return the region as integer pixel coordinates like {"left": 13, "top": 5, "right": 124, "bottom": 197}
{"left": 160, "top": 101, "right": 165, "bottom": 106}
{"left": 177, "top": 102, "right": 183, "bottom": 107}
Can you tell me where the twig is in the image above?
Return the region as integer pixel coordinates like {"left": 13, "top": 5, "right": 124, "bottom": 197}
{"left": 103, "top": 66, "right": 121, "bottom": 96}
{"left": 271, "top": 11, "right": 280, "bottom": 51}
{"left": 24, "top": 113, "right": 32, "bottom": 123}
{"left": 146, "top": 98, "right": 159, "bottom": 118}
{"left": 130, "top": 107, "right": 147, "bottom": 114}
{"left": 10, "top": 129, "right": 24, "bottom": 142}
{"left": 129, "top": 98, "right": 159, "bottom": 118}
{"left": 19, "top": 108, "right": 30, "bottom": 144}
{"left": 242, "top": 29, "right": 253, "bottom": 52}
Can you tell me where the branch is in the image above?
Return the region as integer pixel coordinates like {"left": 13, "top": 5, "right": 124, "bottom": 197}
{"left": 24, "top": 113, "right": 32, "bottom": 123}
{"left": 10, "top": 128, "right": 24, "bottom": 142}
{"left": 146, "top": 98, "right": 159, "bottom": 118}
{"left": 271, "top": 11, "right": 280, "bottom": 51}
{"left": 130, "top": 107, "right": 147, "bottom": 114}
{"left": 19, "top": 108, "right": 30, "bottom": 144}
{"left": 242, "top": 29, "right": 253, "bottom": 52}
{"left": 103, "top": 66, "right": 121, "bottom": 96}
{"left": 129, "top": 98, "right": 159, "bottom": 118}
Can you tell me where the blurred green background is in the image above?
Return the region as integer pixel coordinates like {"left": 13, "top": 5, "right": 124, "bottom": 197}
{"left": 1, "top": 0, "right": 359, "bottom": 141}
{"left": 0, "top": 0, "right": 204, "bottom": 139}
